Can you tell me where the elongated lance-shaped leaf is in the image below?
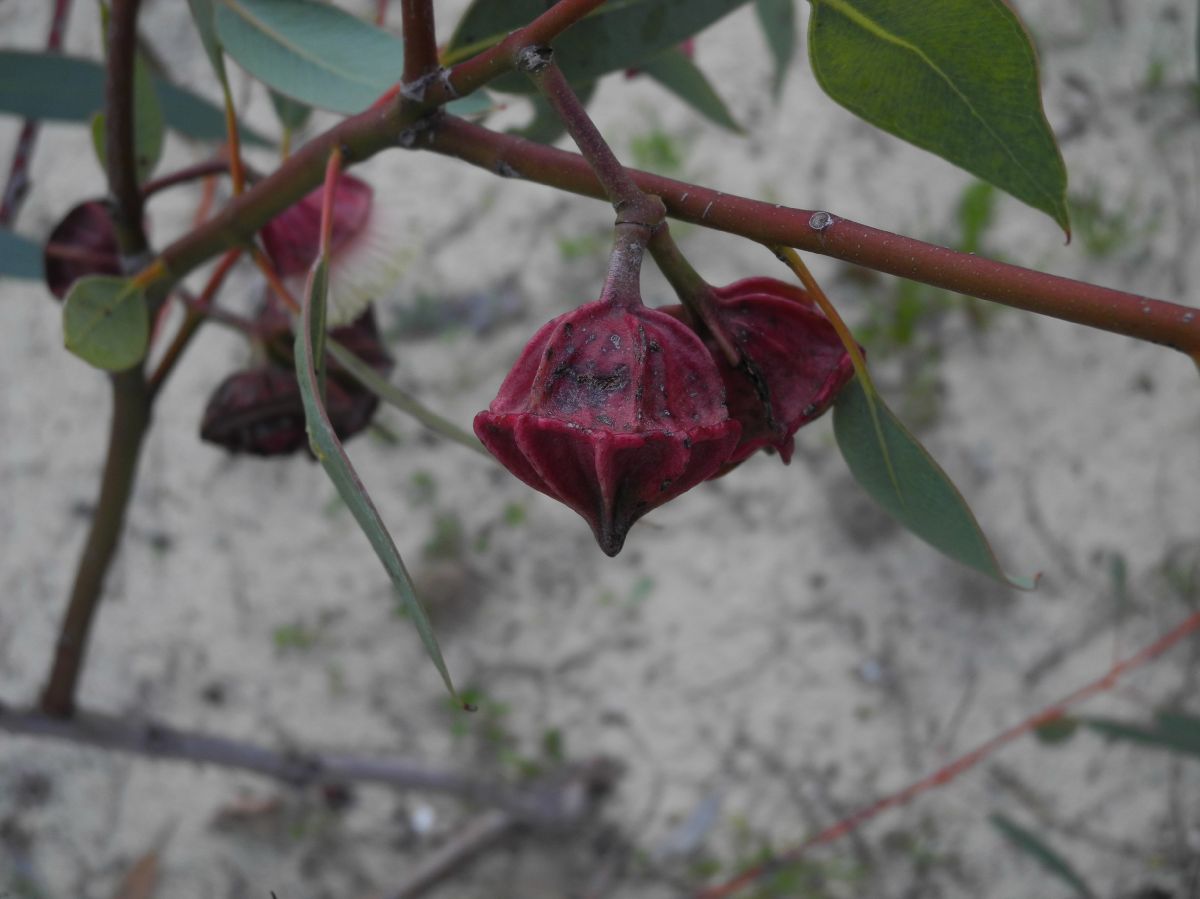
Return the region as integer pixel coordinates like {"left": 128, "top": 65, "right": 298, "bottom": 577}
{"left": 0, "top": 50, "right": 270, "bottom": 145}
{"left": 213, "top": 0, "right": 489, "bottom": 116}
{"left": 327, "top": 340, "right": 489, "bottom": 457}
{"left": 187, "top": 0, "right": 230, "bottom": 85}
{"left": 755, "top": 0, "right": 797, "bottom": 95}
{"left": 990, "top": 813, "right": 1096, "bottom": 898}
{"left": 833, "top": 378, "right": 1036, "bottom": 589}
{"left": 90, "top": 53, "right": 164, "bottom": 183}
{"left": 0, "top": 229, "right": 43, "bottom": 279}
{"left": 447, "top": 0, "right": 754, "bottom": 94}
{"left": 1084, "top": 711, "right": 1200, "bottom": 759}
{"left": 294, "top": 252, "right": 464, "bottom": 706}
{"left": 808, "top": 0, "right": 1070, "bottom": 234}
{"left": 639, "top": 47, "right": 742, "bottom": 133}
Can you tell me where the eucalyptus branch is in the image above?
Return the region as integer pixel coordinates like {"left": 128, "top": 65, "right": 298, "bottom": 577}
{"left": 0, "top": 0, "right": 72, "bottom": 226}
{"left": 523, "top": 53, "right": 661, "bottom": 228}
{"left": 154, "top": 0, "right": 609, "bottom": 286}
{"left": 421, "top": 116, "right": 1200, "bottom": 356}
{"left": 400, "top": 0, "right": 439, "bottom": 86}
{"left": 141, "top": 159, "right": 234, "bottom": 199}
{"left": 40, "top": 0, "right": 151, "bottom": 718}
{"left": 0, "top": 702, "right": 619, "bottom": 828}
{"left": 696, "top": 608, "right": 1200, "bottom": 898}
{"left": 104, "top": 0, "right": 149, "bottom": 256}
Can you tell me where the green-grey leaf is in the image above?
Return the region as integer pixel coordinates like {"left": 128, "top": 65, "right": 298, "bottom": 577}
{"left": 186, "top": 0, "right": 229, "bottom": 85}
{"left": 0, "top": 50, "right": 269, "bottom": 144}
{"left": 990, "top": 813, "right": 1095, "bottom": 899}
{"left": 640, "top": 47, "right": 742, "bottom": 132}
{"left": 213, "top": 0, "right": 489, "bottom": 117}
{"left": 63, "top": 275, "right": 149, "bottom": 371}
{"left": 833, "top": 377, "right": 1035, "bottom": 589}
{"left": 0, "top": 229, "right": 44, "bottom": 279}
{"left": 89, "top": 55, "right": 164, "bottom": 183}
{"left": 270, "top": 90, "right": 312, "bottom": 132}
{"left": 808, "top": 0, "right": 1070, "bottom": 234}
{"left": 327, "top": 340, "right": 488, "bottom": 456}
{"left": 1084, "top": 711, "right": 1200, "bottom": 759}
{"left": 295, "top": 258, "right": 463, "bottom": 705}
{"left": 755, "top": 0, "right": 796, "bottom": 95}
{"left": 448, "top": 0, "right": 754, "bottom": 94}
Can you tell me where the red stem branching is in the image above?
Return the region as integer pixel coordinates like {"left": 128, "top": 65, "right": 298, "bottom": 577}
{"left": 421, "top": 116, "right": 1200, "bottom": 356}
{"left": 40, "top": 0, "right": 152, "bottom": 718}
{"left": 400, "top": 0, "right": 439, "bottom": 86}
{"left": 696, "top": 608, "right": 1200, "bottom": 898}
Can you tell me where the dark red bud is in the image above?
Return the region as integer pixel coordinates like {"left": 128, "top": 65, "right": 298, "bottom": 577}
{"left": 200, "top": 367, "right": 311, "bottom": 456}
{"left": 259, "top": 173, "right": 373, "bottom": 277}
{"left": 475, "top": 299, "right": 740, "bottom": 556}
{"left": 664, "top": 277, "right": 856, "bottom": 471}
{"left": 201, "top": 309, "right": 393, "bottom": 456}
{"left": 43, "top": 200, "right": 123, "bottom": 300}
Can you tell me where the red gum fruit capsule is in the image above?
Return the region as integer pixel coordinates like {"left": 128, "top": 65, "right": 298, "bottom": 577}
{"left": 200, "top": 309, "right": 392, "bottom": 456}
{"left": 43, "top": 200, "right": 123, "bottom": 300}
{"left": 663, "top": 277, "right": 856, "bottom": 469}
{"left": 475, "top": 299, "right": 741, "bottom": 556}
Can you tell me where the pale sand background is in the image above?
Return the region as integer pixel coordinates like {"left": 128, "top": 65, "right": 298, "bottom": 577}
{"left": 1, "top": 0, "right": 1199, "bottom": 896}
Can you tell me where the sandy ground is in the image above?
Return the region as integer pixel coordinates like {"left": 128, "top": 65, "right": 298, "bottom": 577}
{"left": 1, "top": 0, "right": 1199, "bottom": 896}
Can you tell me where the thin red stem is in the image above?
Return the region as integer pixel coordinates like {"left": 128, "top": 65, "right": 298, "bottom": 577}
{"left": 147, "top": 248, "right": 243, "bottom": 399}
{"left": 525, "top": 57, "right": 657, "bottom": 224}
{"left": 141, "top": 159, "right": 232, "bottom": 199}
{"left": 696, "top": 608, "right": 1200, "bottom": 898}
{"left": 104, "top": 0, "right": 148, "bottom": 255}
{"left": 318, "top": 148, "right": 343, "bottom": 258}
{"left": 251, "top": 246, "right": 301, "bottom": 314}
{"left": 148, "top": 0, "right": 606, "bottom": 285}
{"left": 401, "top": 0, "right": 439, "bottom": 85}
{"left": 0, "top": 0, "right": 73, "bottom": 226}
{"left": 422, "top": 116, "right": 1200, "bottom": 356}
{"left": 40, "top": 0, "right": 150, "bottom": 718}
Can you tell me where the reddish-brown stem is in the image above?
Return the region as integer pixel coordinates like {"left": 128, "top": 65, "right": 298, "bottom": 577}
{"left": 422, "top": 116, "right": 1200, "bottom": 356}
{"left": 141, "top": 159, "right": 232, "bottom": 199}
{"left": 647, "top": 226, "right": 740, "bottom": 366}
{"left": 39, "top": 370, "right": 150, "bottom": 717}
{"left": 40, "top": 0, "right": 150, "bottom": 718}
{"left": 104, "top": 0, "right": 148, "bottom": 255}
{"left": 222, "top": 97, "right": 246, "bottom": 196}
{"left": 375, "top": 0, "right": 388, "bottom": 26}
{"left": 0, "top": 0, "right": 72, "bottom": 226}
{"left": 147, "top": 248, "right": 244, "bottom": 399}
{"left": 524, "top": 56, "right": 660, "bottom": 226}
{"left": 152, "top": 0, "right": 606, "bottom": 285}
{"left": 696, "top": 608, "right": 1200, "bottom": 899}
{"left": 400, "top": 0, "right": 439, "bottom": 85}
{"left": 318, "top": 149, "right": 343, "bottom": 257}
{"left": 251, "top": 246, "right": 301, "bottom": 314}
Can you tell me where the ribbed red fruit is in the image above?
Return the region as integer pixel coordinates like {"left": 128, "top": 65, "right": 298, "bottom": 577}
{"left": 475, "top": 299, "right": 741, "bottom": 556}
{"left": 664, "top": 277, "right": 855, "bottom": 469}
{"left": 200, "top": 309, "right": 392, "bottom": 457}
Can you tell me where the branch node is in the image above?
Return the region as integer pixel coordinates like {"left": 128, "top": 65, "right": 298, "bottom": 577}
{"left": 809, "top": 211, "right": 836, "bottom": 231}
{"left": 515, "top": 45, "right": 554, "bottom": 74}
{"left": 400, "top": 69, "right": 442, "bottom": 103}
